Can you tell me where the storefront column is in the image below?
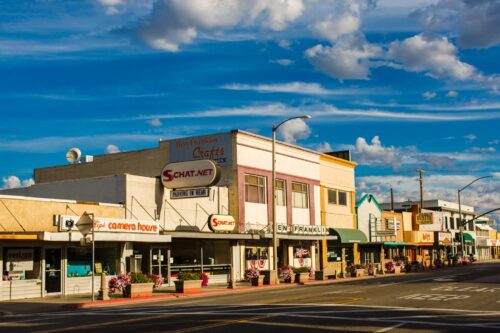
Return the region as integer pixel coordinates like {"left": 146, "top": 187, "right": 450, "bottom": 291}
{"left": 41, "top": 245, "right": 46, "bottom": 297}
{"left": 341, "top": 247, "right": 346, "bottom": 278}
{"left": 166, "top": 248, "right": 172, "bottom": 286}
{"left": 0, "top": 246, "right": 3, "bottom": 300}
{"left": 321, "top": 240, "right": 328, "bottom": 270}
{"left": 288, "top": 245, "right": 294, "bottom": 267}
{"left": 268, "top": 244, "right": 274, "bottom": 269}
{"left": 353, "top": 243, "right": 359, "bottom": 265}
{"left": 310, "top": 243, "right": 316, "bottom": 271}
{"left": 62, "top": 245, "right": 67, "bottom": 296}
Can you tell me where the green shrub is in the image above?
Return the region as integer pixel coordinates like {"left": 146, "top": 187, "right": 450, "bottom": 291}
{"left": 177, "top": 272, "right": 203, "bottom": 281}
{"left": 130, "top": 272, "right": 153, "bottom": 283}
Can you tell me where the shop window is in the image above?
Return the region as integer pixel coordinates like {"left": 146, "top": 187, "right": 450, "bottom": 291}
{"left": 245, "top": 247, "right": 269, "bottom": 260}
{"left": 245, "top": 174, "right": 266, "bottom": 204}
{"left": 292, "top": 182, "right": 308, "bottom": 208}
{"left": 327, "top": 247, "right": 342, "bottom": 262}
{"left": 338, "top": 191, "right": 348, "bottom": 206}
{"left": 450, "top": 217, "right": 455, "bottom": 229}
{"left": 3, "top": 247, "right": 41, "bottom": 280}
{"left": 327, "top": 189, "right": 337, "bottom": 205}
{"left": 445, "top": 216, "right": 449, "bottom": 230}
{"left": 67, "top": 247, "right": 117, "bottom": 277}
{"left": 275, "top": 179, "right": 286, "bottom": 206}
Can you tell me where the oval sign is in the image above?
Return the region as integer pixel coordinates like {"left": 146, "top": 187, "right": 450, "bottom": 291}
{"left": 161, "top": 160, "right": 220, "bottom": 189}
{"left": 208, "top": 214, "right": 236, "bottom": 233}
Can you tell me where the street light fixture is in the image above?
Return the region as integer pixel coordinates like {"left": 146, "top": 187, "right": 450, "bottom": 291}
{"left": 272, "top": 115, "right": 312, "bottom": 284}
{"left": 458, "top": 176, "right": 492, "bottom": 256}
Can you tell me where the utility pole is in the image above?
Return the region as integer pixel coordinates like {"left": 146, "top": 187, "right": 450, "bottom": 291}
{"left": 417, "top": 169, "right": 425, "bottom": 213}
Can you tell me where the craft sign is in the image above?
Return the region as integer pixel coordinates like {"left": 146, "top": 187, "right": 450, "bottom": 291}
{"left": 161, "top": 160, "right": 220, "bottom": 189}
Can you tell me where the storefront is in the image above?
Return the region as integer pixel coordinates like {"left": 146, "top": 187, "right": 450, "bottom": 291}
{"left": 327, "top": 228, "right": 367, "bottom": 275}
{"left": 435, "top": 232, "right": 453, "bottom": 260}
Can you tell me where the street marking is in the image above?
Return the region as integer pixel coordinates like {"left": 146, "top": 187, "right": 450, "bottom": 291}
{"left": 398, "top": 293, "right": 470, "bottom": 302}
{"left": 168, "top": 315, "right": 269, "bottom": 333}
{"left": 432, "top": 286, "right": 500, "bottom": 293}
{"left": 326, "top": 290, "right": 362, "bottom": 294}
{"left": 375, "top": 323, "right": 405, "bottom": 333}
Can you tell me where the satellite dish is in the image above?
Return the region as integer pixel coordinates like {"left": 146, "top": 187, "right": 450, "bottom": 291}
{"left": 66, "top": 148, "right": 82, "bottom": 164}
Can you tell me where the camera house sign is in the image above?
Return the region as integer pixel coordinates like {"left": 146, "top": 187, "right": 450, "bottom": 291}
{"left": 58, "top": 215, "right": 160, "bottom": 234}
{"left": 161, "top": 159, "right": 220, "bottom": 189}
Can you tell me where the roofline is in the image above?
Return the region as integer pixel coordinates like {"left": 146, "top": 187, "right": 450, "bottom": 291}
{"left": 0, "top": 194, "right": 123, "bottom": 207}
{"left": 357, "top": 194, "right": 383, "bottom": 212}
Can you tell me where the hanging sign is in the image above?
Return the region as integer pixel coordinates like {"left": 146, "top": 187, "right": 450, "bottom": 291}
{"left": 208, "top": 215, "right": 236, "bottom": 233}
{"left": 170, "top": 188, "right": 210, "bottom": 199}
{"left": 161, "top": 160, "right": 220, "bottom": 189}
{"left": 416, "top": 213, "right": 433, "bottom": 224}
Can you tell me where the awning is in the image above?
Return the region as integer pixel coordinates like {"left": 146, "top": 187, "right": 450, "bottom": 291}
{"left": 167, "top": 231, "right": 260, "bottom": 240}
{"left": 463, "top": 232, "right": 474, "bottom": 243}
{"left": 383, "top": 241, "right": 407, "bottom": 246}
{"left": 329, "top": 228, "right": 367, "bottom": 243}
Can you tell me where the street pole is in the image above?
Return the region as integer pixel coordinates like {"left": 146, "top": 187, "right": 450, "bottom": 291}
{"left": 457, "top": 176, "right": 492, "bottom": 257}
{"left": 91, "top": 213, "right": 95, "bottom": 302}
{"left": 417, "top": 169, "right": 425, "bottom": 213}
{"left": 272, "top": 115, "right": 312, "bottom": 284}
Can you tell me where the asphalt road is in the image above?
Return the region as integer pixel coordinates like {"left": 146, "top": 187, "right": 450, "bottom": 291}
{"left": 1, "top": 262, "right": 500, "bottom": 332}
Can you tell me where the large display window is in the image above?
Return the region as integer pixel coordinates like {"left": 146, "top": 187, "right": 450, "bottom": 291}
{"left": 2, "top": 247, "right": 41, "bottom": 281}
{"left": 67, "top": 246, "right": 117, "bottom": 277}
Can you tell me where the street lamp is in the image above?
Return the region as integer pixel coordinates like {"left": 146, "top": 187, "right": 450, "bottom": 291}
{"left": 458, "top": 176, "right": 492, "bottom": 256}
{"left": 272, "top": 115, "right": 312, "bottom": 284}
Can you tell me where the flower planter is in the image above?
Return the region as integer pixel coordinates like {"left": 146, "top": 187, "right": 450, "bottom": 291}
{"left": 175, "top": 280, "right": 202, "bottom": 293}
{"left": 394, "top": 266, "right": 401, "bottom": 274}
{"left": 351, "top": 269, "right": 364, "bottom": 278}
{"left": 295, "top": 272, "right": 309, "bottom": 284}
{"left": 251, "top": 275, "right": 265, "bottom": 287}
{"left": 123, "top": 282, "right": 154, "bottom": 298}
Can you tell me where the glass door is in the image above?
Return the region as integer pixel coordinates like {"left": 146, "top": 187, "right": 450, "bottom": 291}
{"left": 151, "top": 248, "right": 168, "bottom": 278}
{"left": 45, "top": 248, "right": 61, "bottom": 293}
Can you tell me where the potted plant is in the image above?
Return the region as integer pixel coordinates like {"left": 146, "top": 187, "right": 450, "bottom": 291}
{"left": 108, "top": 272, "right": 130, "bottom": 296}
{"left": 367, "top": 262, "right": 376, "bottom": 276}
{"left": 124, "top": 272, "right": 154, "bottom": 298}
{"left": 385, "top": 261, "right": 396, "bottom": 274}
{"left": 244, "top": 268, "right": 263, "bottom": 286}
{"left": 349, "top": 264, "right": 365, "bottom": 277}
{"left": 292, "top": 266, "right": 310, "bottom": 284}
{"left": 279, "top": 266, "right": 293, "bottom": 283}
{"left": 175, "top": 272, "right": 203, "bottom": 293}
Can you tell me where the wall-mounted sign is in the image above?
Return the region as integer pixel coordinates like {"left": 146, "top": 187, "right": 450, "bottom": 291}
{"left": 59, "top": 215, "right": 160, "bottom": 234}
{"left": 6, "top": 249, "right": 34, "bottom": 272}
{"left": 386, "top": 219, "right": 401, "bottom": 230}
{"left": 419, "top": 231, "right": 434, "bottom": 243}
{"left": 161, "top": 159, "right": 220, "bottom": 189}
{"left": 170, "top": 188, "right": 210, "bottom": 199}
{"left": 375, "top": 230, "right": 396, "bottom": 237}
{"left": 416, "top": 213, "right": 433, "bottom": 225}
{"left": 208, "top": 214, "right": 236, "bottom": 233}
{"left": 487, "top": 239, "right": 498, "bottom": 246}
{"left": 437, "top": 232, "right": 452, "bottom": 245}
{"left": 168, "top": 133, "right": 232, "bottom": 166}
{"left": 277, "top": 224, "right": 329, "bottom": 236}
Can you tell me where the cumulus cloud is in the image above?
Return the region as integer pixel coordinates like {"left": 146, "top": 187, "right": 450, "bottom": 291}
{"left": 353, "top": 136, "right": 401, "bottom": 169}
{"left": 469, "top": 147, "right": 496, "bottom": 153}
{"left": 2, "top": 176, "right": 34, "bottom": 189}
{"left": 276, "top": 118, "right": 311, "bottom": 144}
{"left": 316, "top": 142, "right": 333, "bottom": 153}
{"left": 463, "top": 134, "right": 477, "bottom": 142}
{"left": 446, "top": 90, "right": 458, "bottom": 97}
{"left": 310, "top": 0, "right": 362, "bottom": 43}
{"left": 422, "top": 91, "right": 437, "bottom": 99}
{"left": 412, "top": 0, "right": 500, "bottom": 49}
{"left": 488, "top": 139, "right": 499, "bottom": 145}
{"left": 147, "top": 118, "right": 162, "bottom": 127}
{"left": 105, "top": 144, "right": 120, "bottom": 154}
{"left": 138, "top": 0, "right": 304, "bottom": 52}
{"left": 305, "top": 36, "right": 382, "bottom": 80}
{"left": 97, "top": 0, "right": 125, "bottom": 16}
{"left": 388, "top": 34, "right": 477, "bottom": 81}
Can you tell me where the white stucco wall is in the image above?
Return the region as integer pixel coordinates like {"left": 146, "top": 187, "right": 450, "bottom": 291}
{"left": 357, "top": 197, "right": 381, "bottom": 242}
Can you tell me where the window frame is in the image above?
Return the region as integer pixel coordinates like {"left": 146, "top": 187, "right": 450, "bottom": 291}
{"left": 275, "top": 179, "right": 286, "bottom": 207}
{"left": 291, "top": 182, "right": 309, "bottom": 209}
{"left": 244, "top": 174, "right": 266, "bottom": 204}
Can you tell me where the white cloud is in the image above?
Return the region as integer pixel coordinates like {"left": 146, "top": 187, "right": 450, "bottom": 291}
{"left": 316, "top": 142, "right": 333, "bottom": 153}
{"left": 305, "top": 36, "right": 382, "bottom": 80}
{"left": 469, "top": 147, "right": 496, "bottom": 153}
{"left": 352, "top": 136, "right": 401, "bottom": 169}
{"left": 271, "top": 59, "right": 295, "bottom": 66}
{"left": 147, "top": 118, "right": 162, "bottom": 127}
{"left": 488, "top": 139, "right": 499, "bottom": 145}
{"left": 412, "top": 0, "right": 500, "bottom": 49}
{"left": 222, "top": 82, "right": 350, "bottom": 95}
{"left": 277, "top": 39, "right": 292, "bottom": 49}
{"left": 388, "top": 34, "right": 477, "bottom": 81}
{"left": 105, "top": 144, "right": 120, "bottom": 154}
{"left": 463, "top": 134, "right": 477, "bottom": 141}
{"left": 310, "top": 1, "right": 361, "bottom": 43}
{"left": 276, "top": 118, "right": 311, "bottom": 144}
{"left": 97, "top": 0, "right": 125, "bottom": 16}
{"left": 2, "top": 176, "right": 34, "bottom": 189}
{"left": 446, "top": 90, "right": 458, "bottom": 97}
{"left": 422, "top": 91, "right": 437, "bottom": 99}
{"left": 138, "top": 0, "right": 305, "bottom": 52}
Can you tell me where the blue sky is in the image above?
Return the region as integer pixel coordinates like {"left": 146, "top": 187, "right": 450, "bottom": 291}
{"left": 1, "top": 0, "right": 499, "bottom": 222}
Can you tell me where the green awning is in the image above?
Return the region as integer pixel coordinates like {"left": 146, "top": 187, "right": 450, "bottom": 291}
{"left": 463, "top": 232, "right": 474, "bottom": 243}
{"left": 329, "top": 228, "right": 368, "bottom": 243}
{"left": 383, "top": 242, "right": 407, "bottom": 246}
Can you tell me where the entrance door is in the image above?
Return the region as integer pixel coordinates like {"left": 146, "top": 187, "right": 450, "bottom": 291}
{"left": 45, "top": 248, "right": 61, "bottom": 293}
{"left": 151, "top": 248, "right": 168, "bottom": 277}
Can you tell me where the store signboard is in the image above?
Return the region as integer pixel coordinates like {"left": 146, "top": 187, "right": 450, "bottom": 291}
{"left": 487, "top": 239, "right": 498, "bottom": 246}
{"left": 293, "top": 258, "right": 312, "bottom": 268}
{"left": 437, "top": 232, "right": 452, "bottom": 245}
{"left": 376, "top": 230, "right": 396, "bottom": 237}
{"left": 161, "top": 160, "right": 220, "bottom": 189}
{"left": 419, "top": 231, "right": 434, "bottom": 243}
{"left": 208, "top": 214, "right": 236, "bottom": 233}
{"left": 386, "top": 219, "right": 401, "bottom": 230}
{"left": 59, "top": 215, "right": 160, "bottom": 234}
{"left": 416, "top": 213, "right": 433, "bottom": 225}
{"left": 170, "top": 187, "right": 210, "bottom": 199}
{"left": 277, "top": 224, "right": 329, "bottom": 236}
{"left": 168, "top": 132, "right": 232, "bottom": 166}
{"left": 6, "top": 249, "right": 34, "bottom": 271}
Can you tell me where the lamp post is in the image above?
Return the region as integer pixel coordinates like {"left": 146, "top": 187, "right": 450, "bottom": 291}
{"left": 458, "top": 176, "right": 492, "bottom": 256}
{"left": 272, "top": 115, "right": 312, "bottom": 284}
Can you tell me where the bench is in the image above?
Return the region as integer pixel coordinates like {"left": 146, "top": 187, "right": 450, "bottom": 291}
{"left": 315, "top": 267, "right": 337, "bottom": 280}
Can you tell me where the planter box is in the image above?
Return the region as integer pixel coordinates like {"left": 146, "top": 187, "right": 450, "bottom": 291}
{"left": 394, "top": 266, "right": 401, "bottom": 274}
{"left": 351, "top": 269, "right": 364, "bottom": 278}
{"left": 251, "top": 275, "right": 265, "bottom": 287}
{"left": 175, "top": 280, "right": 202, "bottom": 293}
{"left": 123, "top": 283, "right": 154, "bottom": 298}
{"left": 295, "top": 272, "right": 309, "bottom": 284}
{"left": 261, "top": 270, "right": 278, "bottom": 285}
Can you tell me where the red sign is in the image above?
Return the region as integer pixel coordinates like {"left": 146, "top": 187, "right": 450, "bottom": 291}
{"left": 161, "top": 160, "right": 220, "bottom": 189}
{"left": 208, "top": 214, "right": 236, "bottom": 233}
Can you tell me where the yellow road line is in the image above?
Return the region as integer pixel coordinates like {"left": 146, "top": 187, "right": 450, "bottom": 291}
{"left": 169, "top": 315, "right": 269, "bottom": 333}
